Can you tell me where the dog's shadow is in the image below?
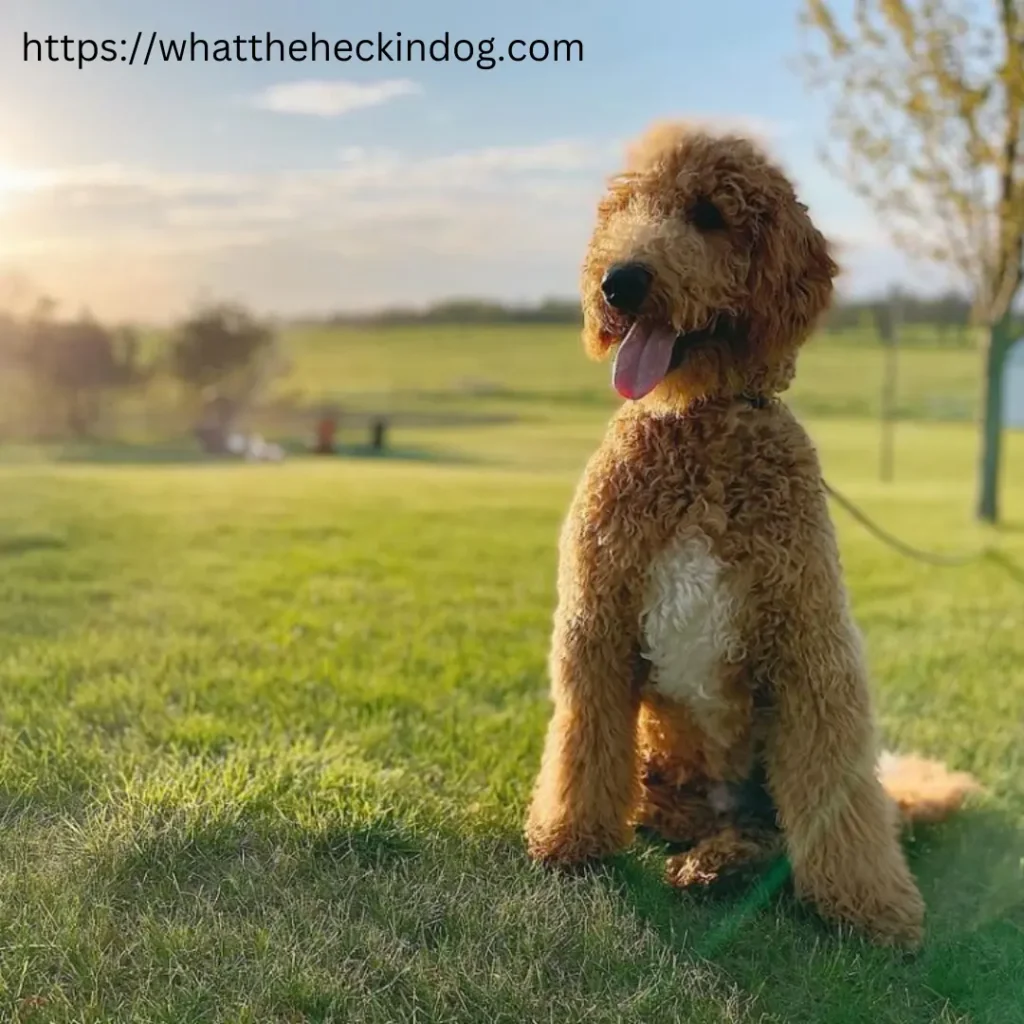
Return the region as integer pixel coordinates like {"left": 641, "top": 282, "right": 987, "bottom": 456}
{"left": 603, "top": 804, "right": 1022, "bottom": 1023}
{"left": 2, "top": 783, "right": 1018, "bottom": 1022}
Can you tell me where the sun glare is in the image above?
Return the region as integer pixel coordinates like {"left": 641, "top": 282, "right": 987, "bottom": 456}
{"left": 0, "top": 165, "right": 45, "bottom": 211}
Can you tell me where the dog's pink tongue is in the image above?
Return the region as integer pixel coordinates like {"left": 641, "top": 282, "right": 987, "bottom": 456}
{"left": 612, "top": 321, "right": 678, "bottom": 400}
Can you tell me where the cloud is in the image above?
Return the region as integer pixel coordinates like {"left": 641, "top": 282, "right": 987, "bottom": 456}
{"left": 423, "top": 140, "right": 616, "bottom": 175}
{"left": 0, "top": 129, "right": 915, "bottom": 321}
{"left": 251, "top": 78, "right": 421, "bottom": 117}
{"left": 328, "top": 139, "right": 616, "bottom": 192}
{"left": 0, "top": 136, "right": 615, "bottom": 320}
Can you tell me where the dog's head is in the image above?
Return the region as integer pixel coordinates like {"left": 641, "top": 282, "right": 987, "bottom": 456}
{"left": 581, "top": 122, "right": 838, "bottom": 406}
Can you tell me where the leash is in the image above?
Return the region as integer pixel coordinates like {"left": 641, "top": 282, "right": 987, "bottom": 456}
{"left": 822, "top": 479, "right": 987, "bottom": 567}
{"left": 735, "top": 396, "right": 988, "bottom": 568}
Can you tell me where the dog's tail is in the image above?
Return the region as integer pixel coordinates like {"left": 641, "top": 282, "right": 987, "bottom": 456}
{"left": 878, "top": 751, "right": 982, "bottom": 825}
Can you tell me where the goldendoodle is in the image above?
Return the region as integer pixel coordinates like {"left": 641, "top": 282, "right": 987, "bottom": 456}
{"left": 524, "top": 121, "right": 978, "bottom": 947}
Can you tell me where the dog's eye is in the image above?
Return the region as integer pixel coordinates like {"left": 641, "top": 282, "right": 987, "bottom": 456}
{"left": 689, "top": 197, "right": 726, "bottom": 232}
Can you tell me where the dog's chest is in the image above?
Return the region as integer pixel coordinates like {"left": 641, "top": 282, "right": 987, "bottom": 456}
{"left": 639, "top": 535, "right": 744, "bottom": 721}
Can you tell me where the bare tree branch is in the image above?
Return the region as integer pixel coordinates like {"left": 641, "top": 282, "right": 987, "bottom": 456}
{"left": 798, "top": 0, "right": 1024, "bottom": 323}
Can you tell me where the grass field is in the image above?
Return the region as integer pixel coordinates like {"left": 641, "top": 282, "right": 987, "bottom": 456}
{"left": 1, "top": 325, "right": 1022, "bottom": 1023}
{"left": 272, "top": 324, "right": 985, "bottom": 425}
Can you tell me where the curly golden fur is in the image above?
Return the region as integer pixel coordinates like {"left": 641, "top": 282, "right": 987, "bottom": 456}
{"left": 524, "top": 121, "right": 979, "bottom": 948}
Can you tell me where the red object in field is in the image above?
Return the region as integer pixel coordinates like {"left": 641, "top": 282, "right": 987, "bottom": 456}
{"left": 314, "top": 415, "right": 337, "bottom": 454}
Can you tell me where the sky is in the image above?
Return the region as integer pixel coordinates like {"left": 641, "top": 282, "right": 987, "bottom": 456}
{"left": 0, "top": 0, "right": 950, "bottom": 324}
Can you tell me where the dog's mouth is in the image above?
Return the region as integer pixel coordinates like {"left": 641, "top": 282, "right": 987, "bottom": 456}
{"left": 611, "top": 318, "right": 726, "bottom": 401}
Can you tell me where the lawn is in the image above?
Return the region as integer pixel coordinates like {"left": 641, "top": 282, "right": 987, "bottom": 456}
{"left": 0, "top": 326, "right": 1022, "bottom": 1023}
{"left": 273, "top": 323, "right": 984, "bottom": 424}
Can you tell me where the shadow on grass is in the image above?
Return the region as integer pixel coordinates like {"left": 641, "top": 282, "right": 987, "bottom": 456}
{"left": 98, "top": 815, "right": 425, "bottom": 901}
{"left": 606, "top": 804, "right": 1023, "bottom": 1024}
{"left": 315, "top": 443, "right": 483, "bottom": 466}
{"left": 0, "top": 534, "right": 68, "bottom": 557}
{"left": 49, "top": 442, "right": 219, "bottom": 465}
{"left": 42, "top": 440, "right": 482, "bottom": 468}
{"left": 2, "top": 794, "right": 1018, "bottom": 1023}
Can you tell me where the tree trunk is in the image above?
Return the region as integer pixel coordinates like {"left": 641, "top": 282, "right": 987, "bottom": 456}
{"left": 976, "top": 315, "right": 1013, "bottom": 523}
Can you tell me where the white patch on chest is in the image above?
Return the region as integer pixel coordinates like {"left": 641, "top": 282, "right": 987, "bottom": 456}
{"left": 639, "top": 535, "right": 745, "bottom": 723}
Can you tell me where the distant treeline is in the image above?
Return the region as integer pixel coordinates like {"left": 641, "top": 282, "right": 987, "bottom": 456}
{"left": 823, "top": 291, "right": 973, "bottom": 334}
{"left": 311, "top": 290, "right": 978, "bottom": 335}
{"left": 0, "top": 300, "right": 280, "bottom": 441}
{"left": 320, "top": 298, "right": 585, "bottom": 327}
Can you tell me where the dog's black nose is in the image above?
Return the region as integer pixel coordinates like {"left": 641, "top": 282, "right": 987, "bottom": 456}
{"left": 601, "top": 262, "right": 653, "bottom": 315}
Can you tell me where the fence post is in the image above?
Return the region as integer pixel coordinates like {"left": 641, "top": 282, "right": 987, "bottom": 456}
{"left": 876, "top": 292, "right": 900, "bottom": 483}
{"left": 370, "top": 417, "right": 387, "bottom": 452}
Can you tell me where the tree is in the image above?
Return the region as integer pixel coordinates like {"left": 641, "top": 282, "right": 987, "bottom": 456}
{"left": 18, "top": 301, "right": 144, "bottom": 438}
{"left": 169, "top": 303, "right": 275, "bottom": 390}
{"left": 167, "top": 302, "right": 279, "bottom": 447}
{"left": 799, "top": 0, "right": 1024, "bottom": 522}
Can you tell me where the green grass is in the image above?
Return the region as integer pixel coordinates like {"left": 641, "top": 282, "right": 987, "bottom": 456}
{"left": 274, "top": 324, "right": 985, "bottom": 424}
{"left": 1, "top": 326, "right": 1023, "bottom": 1023}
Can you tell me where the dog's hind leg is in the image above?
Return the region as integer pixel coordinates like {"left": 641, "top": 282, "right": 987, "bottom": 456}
{"left": 633, "top": 769, "right": 721, "bottom": 845}
{"left": 665, "top": 826, "right": 783, "bottom": 888}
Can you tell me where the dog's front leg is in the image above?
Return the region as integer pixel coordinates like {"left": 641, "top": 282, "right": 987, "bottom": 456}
{"left": 525, "top": 485, "right": 645, "bottom": 865}
{"left": 525, "top": 607, "right": 642, "bottom": 864}
{"left": 762, "top": 564, "right": 925, "bottom": 947}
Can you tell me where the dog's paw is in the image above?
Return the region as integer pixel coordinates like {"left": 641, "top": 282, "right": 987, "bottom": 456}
{"left": 800, "top": 870, "right": 926, "bottom": 949}
{"left": 664, "top": 851, "right": 720, "bottom": 889}
{"left": 850, "top": 894, "right": 925, "bottom": 950}
{"left": 525, "top": 820, "right": 628, "bottom": 866}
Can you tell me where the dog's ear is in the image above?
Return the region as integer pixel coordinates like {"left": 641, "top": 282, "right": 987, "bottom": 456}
{"left": 746, "top": 197, "right": 838, "bottom": 355}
